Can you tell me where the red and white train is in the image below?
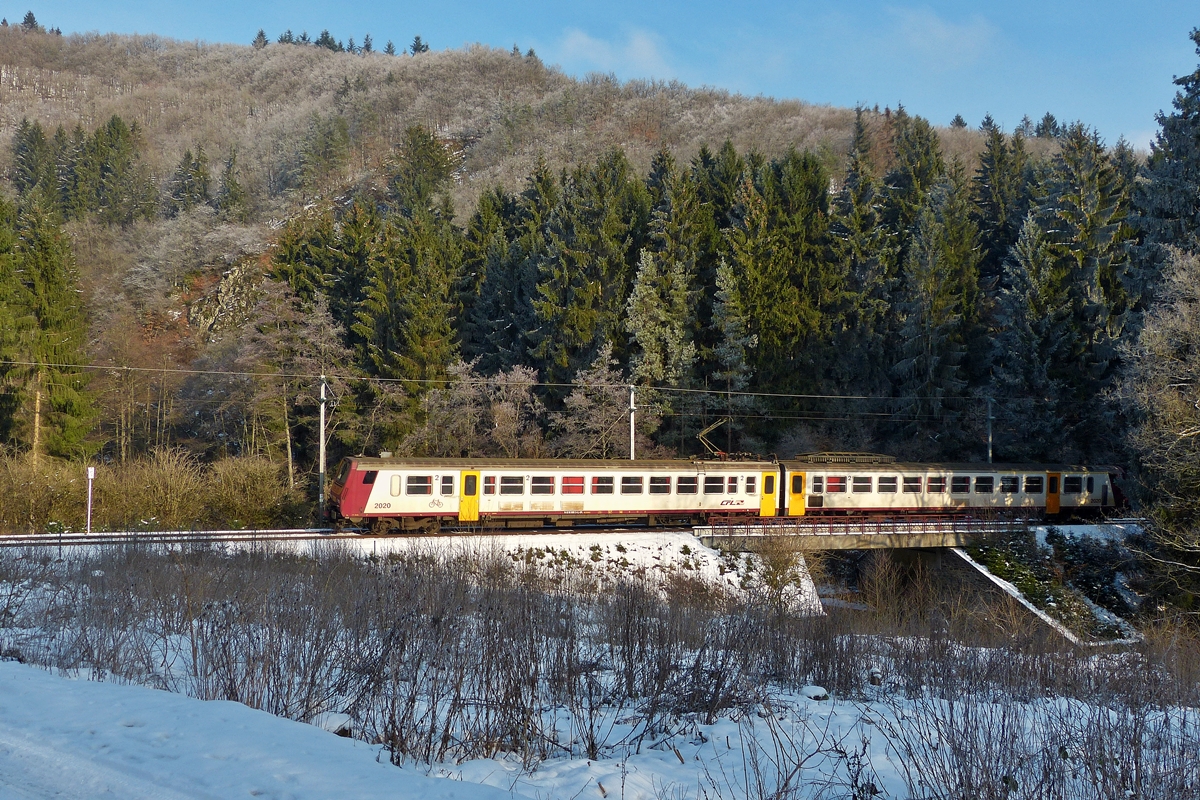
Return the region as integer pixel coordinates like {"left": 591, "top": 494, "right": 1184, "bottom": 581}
{"left": 328, "top": 453, "right": 1124, "bottom": 531}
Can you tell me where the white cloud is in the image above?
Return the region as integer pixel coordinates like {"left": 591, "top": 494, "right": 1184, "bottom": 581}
{"left": 553, "top": 27, "right": 672, "bottom": 79}
{"left": 885, "top": 6, "right": 999, "bottom": 71}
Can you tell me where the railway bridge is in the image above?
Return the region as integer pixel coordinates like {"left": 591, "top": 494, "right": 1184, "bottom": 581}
{"left": 693, "top": 515, "right": 1023, "bottom": 552}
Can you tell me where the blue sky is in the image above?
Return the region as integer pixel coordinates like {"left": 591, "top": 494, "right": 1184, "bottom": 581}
{"left": 13, "top": 2, "right": 1199, "bottom": 148}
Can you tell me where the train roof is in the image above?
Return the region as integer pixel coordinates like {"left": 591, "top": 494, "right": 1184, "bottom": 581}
{"left": 347, "top": 457, "right": 778, "bottom": 470}
{"left": 780, "top": 460, "right": 1118, "bottom": 473}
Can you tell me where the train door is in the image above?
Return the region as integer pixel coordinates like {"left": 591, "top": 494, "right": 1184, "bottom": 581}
{"left": 787, "top": 471, "right": 807, "bottom": 516}
{"left": 459, "top": 471, "right": 480, "bottom": 522}
{"left": 1046, "top": 472, "right": 1060, "bottom": 515}
{"left": 759, "top": 470, "right": 778, "bottom": 517}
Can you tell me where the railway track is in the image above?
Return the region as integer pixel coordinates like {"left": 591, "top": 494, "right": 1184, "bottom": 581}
{"left": 0, "top": 517, "right": 1146, "bottom": 550}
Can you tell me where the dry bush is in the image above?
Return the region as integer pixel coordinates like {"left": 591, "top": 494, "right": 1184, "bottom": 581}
{"left": 0, "top": 453, "right": 86, "bottom": 532}
{"left": 202, "top": 456, "right": 306, "bottom": 529}
{"left": 93, "top": 448, "right": 205, "bottom": 530}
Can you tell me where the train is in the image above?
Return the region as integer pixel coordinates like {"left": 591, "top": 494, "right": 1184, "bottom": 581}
{"left": 327, "top": 452, "right": 1125, "bottom": 532}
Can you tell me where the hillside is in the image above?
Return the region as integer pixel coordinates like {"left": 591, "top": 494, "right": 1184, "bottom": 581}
{"left": 0, "top": 26, "right": 965, "bottom": 217}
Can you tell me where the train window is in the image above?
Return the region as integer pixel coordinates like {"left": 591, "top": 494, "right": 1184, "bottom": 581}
{"left": 878, "top": 476, "right": 897, "bottom": 493}
{"left": 1000, "top": 476, "right": 1019, "bottom": 493}
{"left": 727, "top": 476, "right": 738, "bottom": 493}
{"left": 745, "top": 476, "right": 757, "bottom": 495}
{"left": 531, "top": 476, "right": 555, "bottom": 495}
{"left": 1064, "top": 476, "right": 1083, "bottom": 494}
{"left": 649, "top": 476, "right": 671, "bottom": 494}
{"left": 704, "top": 476, "right": 725, "bottom": 494}
{"left": 903, "top": 477, "right": 921, "bottom": 493}
{"left": 441, "top": 476, "right": 455, "bottom": 495}
{"left": 1086, "top": 476, "right": 1094, "bottom": 493}
{"left": 338, "top": 461, "right": 352, "bottom": 482}
{"left": 592, "top": 476, "right": 615, "bottom": 495}
{"left": 793, "top": 474, "right": 805, "bottom": 494}
{"left": 811, "top": 477, "right": 823, "bottom": 493}
{"left": 1024, "top": 476, "right": 1044, "bottom": 494}
{"left": 484, "top": 476, "right": 496, "bottom": 495}
{"left": 677, "top": 476, "right": 698, "bottom": 494}
{"left": 391, "top": 475, "right": 402, "bottom": 496}
{"left": 852, "top": 476, "right": 872, "bottom": 493}
{"left": 621, "top": 476, "right": 644, "bottom": 494}
{"left": 927, "top": 477, "right": 947, "bottom": 493}
{"left": 562, "top": 476, "right": 585, "bottom": 495}
{"left": 951, "top": 476, "right": 970, "bottom": 494}
{"left": 500, "top": 476, "right": 525, "bottom": 495}
{"left": 1049, "top": 476, "right": 1059, "bottom": 494}
{"left": 975, "top": 477, "right": 994, "bottom": 494}
{"left": 406, "top": 475, "right": 433, "bottom": 495}
{"left": 827, "top": 477, "right": 847, "bottom": 493}
{"left": 764, "top": 476, "right": 775, "bottom": 495}
{"left": 464, "top": 475, "right": 478, "bottom": 496}
{"left": 363, "top": 470, "right": 378, "bottom": 485}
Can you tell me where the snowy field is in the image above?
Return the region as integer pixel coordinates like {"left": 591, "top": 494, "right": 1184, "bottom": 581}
{"left": 3, "top": 524, "right": 1197, "bottom": 799}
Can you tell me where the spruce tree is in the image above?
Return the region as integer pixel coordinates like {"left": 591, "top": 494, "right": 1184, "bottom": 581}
{"left": 252, "top": 29, "right": 268, "bottom": 49}
{"left": 6, "top": 203, "right": 96, "bottom": 459}
{"left": 1135, "top": 28, "right": 1200, "bottom": 254}
{"left": 990, "top": 217, "right": 1066, "bottom": 459}
{"left": 532, "top": 149, "right": 648, "bottom": 386}
{"left": 410, "top": 35, "right": 429, "bottom": 54}
{"left": 830, "top": 108, "right": 896, "bottom": 394}
{"left": 973, "top": 125, "right": 1030, "bottom": 284}
{"left": 215, "top": 148, "right": 248, "bottom": 221}
{"left": 384, "top": 40, "right": 396, "bottom": 56}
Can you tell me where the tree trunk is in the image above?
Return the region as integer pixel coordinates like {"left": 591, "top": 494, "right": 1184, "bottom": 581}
{"left": 282, "top": 380, "right": 294, "bottom": 489}
{"left": 31, "top": 370, "right": 42, "bottom": 469}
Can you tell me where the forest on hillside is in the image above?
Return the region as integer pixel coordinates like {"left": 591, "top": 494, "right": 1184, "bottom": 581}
{"left": 2, "top": 21, "right": 1200, "bottom": 600}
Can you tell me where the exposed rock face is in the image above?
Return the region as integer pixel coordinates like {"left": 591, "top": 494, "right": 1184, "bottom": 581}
{"left": 187, "top": 258, "right": 263, "bottom": 342}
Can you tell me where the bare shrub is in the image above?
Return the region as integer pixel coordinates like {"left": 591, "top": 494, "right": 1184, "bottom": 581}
{"left": 0, "top": 453, "right": 86, "bottom": 532}
{"left": 94, "top": 448, "right": 204, "bottom": 530}
{"left": 202, "top": 456, "right": 306, "bottom": 529}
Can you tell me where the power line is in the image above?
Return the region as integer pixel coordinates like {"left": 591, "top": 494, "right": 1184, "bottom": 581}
{"left": 0, "top": 359, "right": 995, "bottom": 407}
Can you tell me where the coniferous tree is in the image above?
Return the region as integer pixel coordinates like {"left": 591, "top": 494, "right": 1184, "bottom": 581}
{"left": 362, "top": 34, "right": 373, "bottom": 53}
{"left": 388, "top": 126, "right": 454, "bottom": 212}
{"left": 410, "top": 35, "right": 429, "bottom": 54}
{"left": 830, "top": 109, "right": 896, "bottom": 394}
{"left": 166, "top": 145, "right": 212, "bottom": 216}
{"left": 252, "top": 29, "right": 268, "bottom": 49}
{"left": 5, "top": 203, "right": 96, "bottom": 459}
{"left": 973, "top": 125, "right": 1031, "bottom": 284}
{"left": 991, "top": 217, "right": 1066, "bottom": 459}
{"left": 626, "top": 155, "right": 700, "bottom": 390}
{"left": 384, "top": 40, "right": 396, "bottom": 56}
{"left": 1135, "top": 28, "right": 1200, "bottom": 256}
{"left": 468, "top": 161, "right": 556, "bottom": 373}
{"left": 1024, "top": 124, "right": 1134, "bottom": 458}
{"left": 215, "top": 148, "right": 248, "bottom": 221}
{"left": 532, "top": 149, "right": 648, "bottom": 386}
{"left": 883, "top": 109, "right": 946, "bottom": 250}
{"left": 890, "top": 168, "right": 981, "bottom": 442}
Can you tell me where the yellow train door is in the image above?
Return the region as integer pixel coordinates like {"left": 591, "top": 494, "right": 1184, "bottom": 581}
{"left": 759, "top": 471, "right": 778, "bottom": 517}
{"left": 460, "top": 471, "right": 480, "bottom": 522}
{"left": 1046, "top": 472, "right": 1060, "bottom": 515}
{"left": 787, "top": 471, "right": 807, "bottom": 516}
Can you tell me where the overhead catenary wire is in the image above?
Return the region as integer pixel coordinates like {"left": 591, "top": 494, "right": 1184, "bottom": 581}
{"left": 0, "top": 359, "right": 999, "bottom": 408}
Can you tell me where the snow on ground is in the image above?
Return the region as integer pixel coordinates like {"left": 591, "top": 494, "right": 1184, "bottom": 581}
{"left": 0, "top": 658, "right": 890, "bottom": 800}
{"left": 1031, "top": 521, "right": 1141, "bottom": 547}
{"left": 0, "top": 660, "right": 512, "bottom": 800}
{"left": 247, "top": 530, "right": 821, "bottom": 613}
